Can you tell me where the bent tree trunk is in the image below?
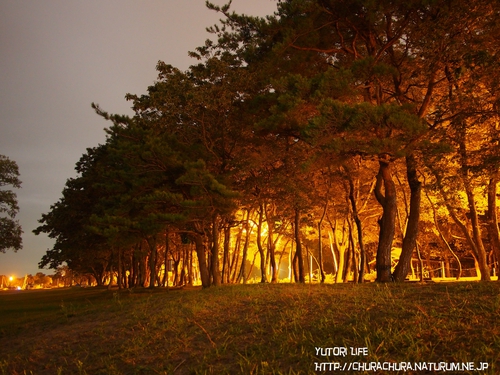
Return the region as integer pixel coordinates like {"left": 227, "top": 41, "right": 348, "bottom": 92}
{"left": 393, "top": 154, "right": 421, "bottom": 282}
{"left": 374, "top": 154, "right": 397, "bottom": 282}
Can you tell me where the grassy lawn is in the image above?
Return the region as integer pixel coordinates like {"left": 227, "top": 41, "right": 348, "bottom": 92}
{"left": 0, "top": 282, "right": 499, "bottom": 374}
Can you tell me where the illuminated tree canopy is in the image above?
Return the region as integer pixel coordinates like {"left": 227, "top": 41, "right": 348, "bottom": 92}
{"left": 35, "top": 0, "right": 500, "bottom": 286}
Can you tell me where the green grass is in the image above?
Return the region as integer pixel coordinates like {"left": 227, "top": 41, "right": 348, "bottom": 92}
{"left": 0, "top": 282, "right": 499, "bottom": 374}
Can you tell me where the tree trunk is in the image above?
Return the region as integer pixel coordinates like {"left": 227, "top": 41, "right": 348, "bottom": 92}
{"left": 138, "top": 241, "right": 147, "bottom": 287}
{"left": 292, "top": 244, "right": 299, "bottom": 282}
{"left": 343, "top": 224, "right": 352, "bottom": 283}
{"left": 487, "top": 176, "right": 500, "bottom": 280}
{"left": 416, "top": 242, "right": 425, "bottom": 281}
{"left": 210, "top": 216, "right": 221, "bottom": 286}
{"left": 465, "top": 185, "right": 491, "bottom": 280}
{"left": 230, "top": 226, "right": 241, "bottom": 283}
{"left": 344, "top": 169, "right": 365, "bottom": 283}
{"left": 257, "top": 204, "right": 267, "bottom": 283}
{"left": 117, "top": 247, "right": 123, "bottom": 290}
{"left": 348, "top": 220, "right": 358, "bottom": 283}
{"left": 424, "top": 186, "right": 462, "bottom": 279}
{"left": 294, "top": 208, "right": 305, "bottom": 283}
{"left": 162, "top": 230, "right": 170, "bottom": 287}
{"left": 187, "top": 244, "right": 193, "bottom": 286}
{"left": 393, "top": 153, "right": 421, "bottom": 281}
{"left": 221, "top": 224, "right": 230, "bottom": 284}
{"left": 268, "top": 235, "right": 278, "bottom": 283}
{"left": 265, "top": 204, "right": 278, "bottom": 283}
{"left": 238, "top": 211, "right": 251, "bottom": 284}
{"left": 147, "top": 236, "right": 157, "bottom": 288}
{"left": 374, "top": 153, "right": 397, "bottom": 282}
{"left": 318, "top": 201, "right": 327, "bottom": 283}
{"left": 440, "top": 193, "right": 485, "bottom": 280}
{"left": 194, "top": 233, "right": 211, "bottom": 288}
{"left": 458, "top": 135, "right": 490, "bottom": 281}
{"left": 328, "top": 218, "right": 347, "bottom": 283}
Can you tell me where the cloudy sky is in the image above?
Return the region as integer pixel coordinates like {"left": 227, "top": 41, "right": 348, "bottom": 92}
{"left": 0, "top": 0, "right": 278, "bottom": 277}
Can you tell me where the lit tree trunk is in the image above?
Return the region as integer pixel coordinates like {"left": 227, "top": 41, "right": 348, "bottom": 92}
{"left": 265, "top": 204, "right": 278, "bottom": 283}
{"left": 138, "top": 241, "right": 147, "bottom": 287}
{"left": 187, "top": 244, "right": 193, "bottom": 286}
{"left": 210, "top": 215, "right": 221, "bottom": 286}
{"left": 257, "top": 204, "right": 267, "bottom": 283}
{"left": 221, "top": 224, "right": 231, "bottom": 284}
{"left": 436, "top": 182, "right": 486, "bottom": 280}
{"left": 458, "top": 134, "right": 490, "bottom": 281}
{"left": 292, "top": 242, "right": 299, "bottom": 282}
{"left": 162, "top": 230, "right": 170, "bottom": 287}
{"left": 348, "top": 220, "right": 359, "bottom": 283}
{"left": 393, "top": 153, "right": 421, "bottom": 282}
{"left": 344, "top": 168, "right": 365, "bottom": 283}
{"left": 465, "top": 185, "right": 490, "bottom": 280}
{"left": 374, "top": 153, "right": 397, "bottom": 282}
{"left": 230, "top": 231, "right": 240, "bottom": 283}
{"left": 317, "top": 201, "right": 327, "bottom": 283}
{"left": 237, "top": 210, "right": 251, "bottom": 284}
{"left": 147, "top": 236, "right": 157, "bottom": 288}
{"left": 416, "top": 242, "right": 425, "bottom": 281}
{"left": 277, "top": 239, "right": 290, "bottom": 275}
{"left": 487, "top": 176, "right": 500, "bottom": 279}
{"left": 343, "top": 223, "right": 352, "bottom": 283}
{"left": 424, "top": 186, "right": 462, "bottom": 280}
{"left": 268, "top": 234, "right": 278, "bottom": 283}
{"left": 335, "top": 241, "right": 345, "bottom": 283}
{"left": 328, "top": 217, "right": 347, "bottom": 283}
{"left": 117, "top": 247, "right": 123, "bottom": 290}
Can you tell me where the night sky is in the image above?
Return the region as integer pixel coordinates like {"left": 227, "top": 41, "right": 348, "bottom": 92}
{"left": 0, "top": 0, "right": 278, "bottom": 277}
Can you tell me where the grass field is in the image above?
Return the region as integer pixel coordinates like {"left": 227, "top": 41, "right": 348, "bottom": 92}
{"left": 0, "top": 282, "right": 499, "bottom": 374}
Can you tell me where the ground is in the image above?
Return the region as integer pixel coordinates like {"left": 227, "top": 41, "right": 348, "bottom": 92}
{"left": 0, "top": 282, "right": 499, "bottom": 374}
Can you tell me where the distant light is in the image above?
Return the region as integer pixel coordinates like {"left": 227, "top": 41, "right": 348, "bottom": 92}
{"left": 16, "top": 286, "right": 21, "bottom": 290}
{"left": 9, "top": 276, "right": 13, "bottom": 281}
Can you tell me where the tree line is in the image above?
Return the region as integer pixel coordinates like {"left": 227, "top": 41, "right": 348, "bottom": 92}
{"left": 35, "top": 0, "right": 500, "bottom": 287}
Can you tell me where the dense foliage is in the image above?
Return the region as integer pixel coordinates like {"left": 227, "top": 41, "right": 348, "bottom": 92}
{"left": 35, "top": 0, "right": 500, "bottom": 286}
{"left": 0, "top": 154, "right": 22, "bottom": 253}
